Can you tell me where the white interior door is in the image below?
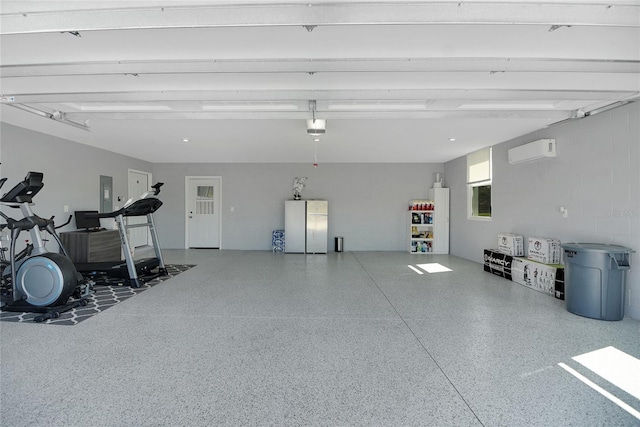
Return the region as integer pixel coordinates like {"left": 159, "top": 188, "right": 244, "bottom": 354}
{"left": 128, "top": 170, "right": 150, "bottom": 248}
{"left": 186, "top": 177, "right": 221, "bottom": 248}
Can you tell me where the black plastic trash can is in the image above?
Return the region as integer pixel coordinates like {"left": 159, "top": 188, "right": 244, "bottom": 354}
{"left": 562, "top": 243, "right": 635, "bottom": 321}
{"left": 335, "top": 237, "right": 344, "bottom": 252}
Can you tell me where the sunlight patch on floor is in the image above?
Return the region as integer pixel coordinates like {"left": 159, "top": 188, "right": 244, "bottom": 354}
{"left": 417, "top": 263, "right": 453, "bottom": 274}
{"left": 559, "top": 346, "right": 640, "bottom": 420}
{"left": 573, "top": 346, "right": 640, "bottom": 400}
{"left": 407, "top": 265, "right": 423, "bottom": 274}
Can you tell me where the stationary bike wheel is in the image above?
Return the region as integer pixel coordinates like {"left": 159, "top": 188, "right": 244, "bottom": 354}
{"left": 15, "top": 253, "right": 78, "bottom": 307}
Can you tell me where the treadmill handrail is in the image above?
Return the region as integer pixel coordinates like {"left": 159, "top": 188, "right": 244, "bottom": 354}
{"left": 86, "top": 198, "right": 163, "bottom": 219}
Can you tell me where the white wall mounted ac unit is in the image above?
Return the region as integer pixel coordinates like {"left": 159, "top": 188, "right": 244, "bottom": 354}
{"left": 508, "top": 139, "right": 556, "bottom": 164}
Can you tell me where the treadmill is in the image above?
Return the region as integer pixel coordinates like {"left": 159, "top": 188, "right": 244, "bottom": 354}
{"left": 75, "top": 195, "right": 168, "bottom": 288}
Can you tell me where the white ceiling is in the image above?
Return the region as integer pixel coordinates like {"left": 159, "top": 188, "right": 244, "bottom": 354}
{"left": 1, "top": 1, "right": 639, "bottom": 164}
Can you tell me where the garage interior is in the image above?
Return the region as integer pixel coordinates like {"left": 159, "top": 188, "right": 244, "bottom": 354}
{"left": 1, "top": 1, "right": 639, "bottom": 425}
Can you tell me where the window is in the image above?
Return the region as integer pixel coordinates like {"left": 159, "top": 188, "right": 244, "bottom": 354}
{"left": 467, "top": 147, "right": 492, "bottom": 219}
{"left": 195, "top": 185, "right": 214, "bottom": 215}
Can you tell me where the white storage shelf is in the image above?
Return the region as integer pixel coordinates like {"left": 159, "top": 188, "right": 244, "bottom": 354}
{"left": 408, "top": 189, "right": 449, "bottom": 254}
{"left": 409, "top": 209, "right": 435, "bottom": 253}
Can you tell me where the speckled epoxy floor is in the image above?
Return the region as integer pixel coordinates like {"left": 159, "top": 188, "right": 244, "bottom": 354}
{"left": 1, "top": 250, "right": 639, "bottom": 426}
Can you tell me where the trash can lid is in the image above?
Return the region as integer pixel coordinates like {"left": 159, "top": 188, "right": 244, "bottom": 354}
{"left": 561, "top": 243, "right": 636, "bottom": 253}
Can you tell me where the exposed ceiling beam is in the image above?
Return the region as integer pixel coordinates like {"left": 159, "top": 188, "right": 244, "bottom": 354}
{"left": 1, "top": 2, "right": 639, "bottom": 35}
{"left": 3, "top": 89, "right": 636, "bottom": 104}
{"left": 2, "top": 58, "right": 639, "bottom": 78}
{"left": 58, "top": 109, "right": 576, "bottom": 121}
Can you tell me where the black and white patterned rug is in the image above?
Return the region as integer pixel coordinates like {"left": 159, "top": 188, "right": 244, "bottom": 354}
{"left": 0, "top": 264, "right": 194, "bottom": 325}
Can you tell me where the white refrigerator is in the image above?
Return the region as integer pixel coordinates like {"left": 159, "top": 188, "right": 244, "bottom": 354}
{"left": 285, "top": 200, "right": 328, "bottom": 254}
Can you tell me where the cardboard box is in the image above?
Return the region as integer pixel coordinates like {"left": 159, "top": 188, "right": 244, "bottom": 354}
{"left": 497, "top": 233, "right": 524, "bottom": 256}
{"left": 527, "top": 237, "right": 561, "bottom": 264}
{"left": 483, "top": 249, "right": 514, "bottom": 280}
{"left": 512, "top": 257, "right": 564, "bottom": 300}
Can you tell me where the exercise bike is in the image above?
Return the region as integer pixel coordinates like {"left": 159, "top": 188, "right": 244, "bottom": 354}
{"left": 0, "top": 172, "right": 92, "bottom": 322}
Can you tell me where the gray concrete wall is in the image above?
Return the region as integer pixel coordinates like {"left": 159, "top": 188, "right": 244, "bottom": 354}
{"left": 0, "top": 123, "right": 153, "bottom": 252}
{"left": 151, "top": 162, "right": 444, "bottom": 251}
{"left": 445, "top": 102, "right": 640, "bottom": 319}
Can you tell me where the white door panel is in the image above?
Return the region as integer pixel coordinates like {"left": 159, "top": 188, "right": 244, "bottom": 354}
{"left": 187, "top": 177, "right": 221, "bottom": 248}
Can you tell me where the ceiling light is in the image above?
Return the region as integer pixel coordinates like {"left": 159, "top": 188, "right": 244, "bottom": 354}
{"left": 328, "top": 101, "right": 426, "bottom": 111}
{"left": 182, "top": 138, "right": 190, "bottom": 142}
{"left": 67, "top": 103, "right": 172, "bottom": 112}
{"left": 306, "top": 100, "right": 326, "bottom": 136}
{"left": 203, "top": 101, "right": 301, "bottom": 111}
{"left": 459, "top": 102, "right": 556, "bottom": 110}
{"left": 449, "top": 138, "right": 456, "bottom": 142}
{"left": 307, "top": 119, "right": 326, "bottom": 136}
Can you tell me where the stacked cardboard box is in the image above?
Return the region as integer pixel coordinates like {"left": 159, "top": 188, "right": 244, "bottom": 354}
{"left": 485, "top": 232, "right": 565, "bottom": 300}
{"left": 511, "top": 257, "right": 564, "bottom": 300}
{"left": 497, "top": 233, "right": 524, "bottom": 256}
{"left": 483, "top": 249, "right": 514, "bottom": 280}
{"left": 527, "top": 237, "right": 562, "bottom": 264}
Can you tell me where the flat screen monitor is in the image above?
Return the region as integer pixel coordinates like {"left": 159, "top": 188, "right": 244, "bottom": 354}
{"left": 74, "top": 210, "right": 101, "bottom": 230}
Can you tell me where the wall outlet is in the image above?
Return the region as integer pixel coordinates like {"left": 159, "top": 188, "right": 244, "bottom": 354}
{"left": 64, "top": 205, "right": 69, "bottom": 212}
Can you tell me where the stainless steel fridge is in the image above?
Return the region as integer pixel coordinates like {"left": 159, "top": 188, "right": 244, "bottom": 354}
{"left": 305, "top": 200, "right": 328, "bottom": 254}
{"left": 284, "top": 200, "right": 328, "bottom": 254}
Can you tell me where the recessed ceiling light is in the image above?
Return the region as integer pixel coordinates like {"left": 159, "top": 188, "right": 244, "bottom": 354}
{"left": 449, "top": 138, "right": 456, "bottom": 142}
{"left": 182, "top": 138, "right": 190, "bottom": 142}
